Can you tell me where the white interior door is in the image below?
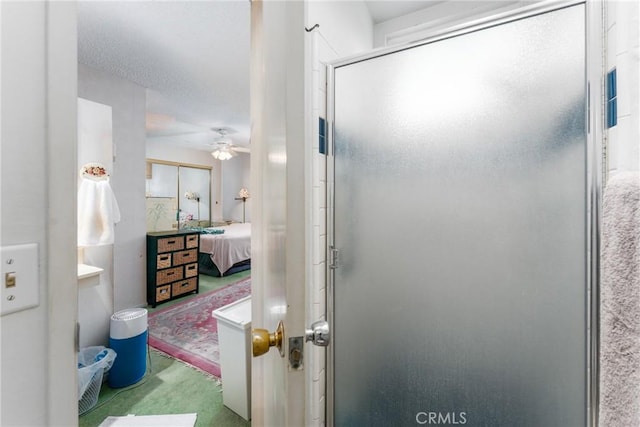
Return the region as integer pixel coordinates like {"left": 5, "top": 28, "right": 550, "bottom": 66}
{"left": 250, "top": 1, "right": 308, "bottom": 426}
{"left": 330, "top": 4, "right": 592, "bottom": 426}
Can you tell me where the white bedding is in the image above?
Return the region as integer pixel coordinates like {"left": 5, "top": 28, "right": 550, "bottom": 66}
{"left": 199, "top": 223, "right": 251, "bottom": 275}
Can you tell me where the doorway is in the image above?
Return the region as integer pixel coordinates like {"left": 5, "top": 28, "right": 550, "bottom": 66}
{"left": 76, "top": 1, "right": 251, "bottom": 424}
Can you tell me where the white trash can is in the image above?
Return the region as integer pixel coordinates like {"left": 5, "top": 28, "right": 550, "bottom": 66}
{"left": 212, "top": 296, "right": 251, "bottom": 420}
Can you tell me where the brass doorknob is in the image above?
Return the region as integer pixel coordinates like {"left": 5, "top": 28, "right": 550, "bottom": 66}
{"left": 252, "top": 320, "right": 285, "bottom": 357}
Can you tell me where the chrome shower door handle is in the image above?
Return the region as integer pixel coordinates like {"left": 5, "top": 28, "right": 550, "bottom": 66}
{"left": 305, "top": 320, "right": 330, "bottom": 347}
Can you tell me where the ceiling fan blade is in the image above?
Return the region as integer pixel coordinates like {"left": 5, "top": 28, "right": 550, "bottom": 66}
{"left": 211, "top": 127, "right": 238, "bottom": 136}
{"left": 146, "top": 113, "right": 209, "bottom": 137}
{"left": 231, "top": 146, "right": 251, "bottom": 153}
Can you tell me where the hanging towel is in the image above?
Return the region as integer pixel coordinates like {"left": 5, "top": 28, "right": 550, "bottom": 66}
{"left": 78, "top": 177, "right": 121, "bottom": 246}
{"left": 599, "top": 172, "right": 640, "bottom": 427}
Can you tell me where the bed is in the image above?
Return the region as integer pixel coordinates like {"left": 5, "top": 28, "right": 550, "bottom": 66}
{"left": 198, "top": 222, "right": 251, "bottom": 277}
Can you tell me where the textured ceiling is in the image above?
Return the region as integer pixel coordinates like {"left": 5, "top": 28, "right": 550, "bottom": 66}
{"left": 77, "top": 1, "right": 443, "bottom": 151}
{"left": 78, "top": 1, "right": 251, "bottom": 150}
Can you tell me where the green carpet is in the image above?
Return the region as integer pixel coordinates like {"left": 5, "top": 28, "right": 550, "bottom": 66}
{"left": 79, "top": 271, "right": 251, "bottom": 427}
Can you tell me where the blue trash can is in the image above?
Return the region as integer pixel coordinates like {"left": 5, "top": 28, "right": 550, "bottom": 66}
{"left": 108, "top": 308, "right": 147, "bottom": 388}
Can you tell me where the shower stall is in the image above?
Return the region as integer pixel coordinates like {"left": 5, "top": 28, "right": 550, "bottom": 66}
{"left": 329, "top": 2, "right": 596, "bottom": 425}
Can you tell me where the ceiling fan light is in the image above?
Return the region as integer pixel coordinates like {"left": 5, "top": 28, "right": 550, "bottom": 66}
{"left": 210, "top": 129, "right": 239, "bottom": 160}
{"left": 211, "top": 148, "right": 236, "bottom": 161}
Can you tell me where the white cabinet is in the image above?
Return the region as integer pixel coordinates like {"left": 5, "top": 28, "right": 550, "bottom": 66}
{"left": 212, "top": 296, "right": 252, "bottom": 420}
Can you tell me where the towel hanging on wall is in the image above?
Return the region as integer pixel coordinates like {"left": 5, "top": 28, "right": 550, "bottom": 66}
{"left": 599, "top": 171, "right": 640, "bottom": 427}
{"left": 78, "top": 163, "right": 121, "bottom": 246}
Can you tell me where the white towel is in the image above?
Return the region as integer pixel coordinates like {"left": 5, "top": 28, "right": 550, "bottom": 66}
{"left": 599, "top": 172, "right": 640, "bottom": 427}
{"left": 78, "top": 177, "right": 121, "bottom": 246}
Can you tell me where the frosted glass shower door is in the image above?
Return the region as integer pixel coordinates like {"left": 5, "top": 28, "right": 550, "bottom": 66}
{"left": 331, "top": 5, "right": 587, "bottom": 426}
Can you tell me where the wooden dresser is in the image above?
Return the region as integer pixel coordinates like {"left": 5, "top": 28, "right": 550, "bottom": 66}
{"left": 146, "top": 230, "right": 200, "bottom": 307}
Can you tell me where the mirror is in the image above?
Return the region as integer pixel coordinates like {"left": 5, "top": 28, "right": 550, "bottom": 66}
{"left": 146, "top": 159, "right": 212, "bottom": 231}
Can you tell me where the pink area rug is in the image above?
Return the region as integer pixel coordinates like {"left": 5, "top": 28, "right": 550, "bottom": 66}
{"left": 148, "top": 277, "right": 251, "bottom": 378}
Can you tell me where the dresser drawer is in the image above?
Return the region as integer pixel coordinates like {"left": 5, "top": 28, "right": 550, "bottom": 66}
{"left": 186, "top": 234, "right": 199, "bottom": 249}
{"left": 156, "top": 285, "right": 171, "bottom": 302}
{"left": 184, "top": 263, "right": 198, "bottom": 278}
{"left": 157, "top": 253, "right": 172, "bottom": 269}
{"left": 172, "top": 278, "right": 197, "bottom": 296}
{"left": 158, "top": 236, "right": 184, "bottom": 253}
{"left": 173, "top": 249, "right": 197, "bottom": 266}
{"left": 157, "top": 266, "right": 183, "bottom": 285}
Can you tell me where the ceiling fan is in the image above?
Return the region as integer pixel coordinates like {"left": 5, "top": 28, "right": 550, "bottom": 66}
{"left": 209, "top": 128, "right": 250, "bottom": 160}
{"left": 145, "top": 114, "right": 250, "bottom": 155}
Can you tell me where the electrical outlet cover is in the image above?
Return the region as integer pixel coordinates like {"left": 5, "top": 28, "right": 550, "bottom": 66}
{"left": 1, "top": 243, "right": 39, "bottom": 316}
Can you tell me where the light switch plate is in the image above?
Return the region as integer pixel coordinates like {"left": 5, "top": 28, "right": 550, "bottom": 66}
{"left": 1, "top": 243, "right": 39, "bottom": 316}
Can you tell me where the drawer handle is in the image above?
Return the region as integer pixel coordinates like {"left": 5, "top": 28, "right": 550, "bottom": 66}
{"left": 159, "top": 255, "right": 169, "bottom": 260}
{"left": 167, "top": 271, "right": 175, "bottom": 276}
{"left": 160, "top": 289, "right": 168, "bottom": 294}
{"left": 187, "top": 265, "right": 195, "bottom": 270}
{"left": 181, "top": 253, "right": 190, "bottom": 257}
{"left": 167, "top": 240, "right": 176, "bottom": 244}
{"left": 181, "top": 282, "right": 190, "bottom": 287}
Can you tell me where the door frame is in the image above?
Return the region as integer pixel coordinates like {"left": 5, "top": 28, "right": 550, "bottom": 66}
{"left": 325, "top": 1, "right": 603, "bottom": 425}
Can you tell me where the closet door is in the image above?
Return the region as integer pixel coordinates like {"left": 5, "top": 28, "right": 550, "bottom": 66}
{"left": 147, "top": 163, "right": 178, "bottom": 198}
{"left": 178, "top": 166, "right": 211, "bottom": 223}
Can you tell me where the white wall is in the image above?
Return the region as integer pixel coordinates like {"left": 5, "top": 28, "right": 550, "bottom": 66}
{"left": 1, "top": 2, "right": 78, "bottom": 425}
{"left": 606, "top": 0, "right": 640, "bottom": 176}
{"left": 78, "top": 64, "right": 147, "bottom": 317}
{"left": 308, "top": 0, "right": 373, "bottom": 58}
{"left": 77, "top": 98, "right": 116, "bottom": 348}
{"left": 222, "top": 154, "right": 251, "bottom": 222}
{"left": 1, "top": 4, "right": 49, "bottom": 424}
{"left": 146, "top": 143, "right": 223, "bottom": 221}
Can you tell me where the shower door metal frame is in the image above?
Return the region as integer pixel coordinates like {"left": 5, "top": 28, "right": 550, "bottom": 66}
{"left": 326, "top": 1, "right": 603, "bottom": 425}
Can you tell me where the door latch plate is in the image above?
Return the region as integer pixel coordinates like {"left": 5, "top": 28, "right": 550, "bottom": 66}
{"left": 289, "top": 336, "right": 304, "bottom": 370}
